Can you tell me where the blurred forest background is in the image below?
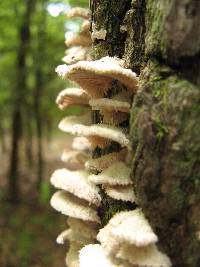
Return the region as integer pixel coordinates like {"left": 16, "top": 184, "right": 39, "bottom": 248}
{"left": 0, "top": 0, "right": 88, "bottom": 266}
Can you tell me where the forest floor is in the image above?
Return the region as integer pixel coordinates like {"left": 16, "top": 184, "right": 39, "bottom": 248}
{"left": 0, "top": 134, "right": 74, "bottom": 267}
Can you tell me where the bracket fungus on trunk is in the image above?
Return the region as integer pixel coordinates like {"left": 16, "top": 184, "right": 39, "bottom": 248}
{"left": 55, "top": 56, "right": 138, "bottom": 98}
{"left": 51, "top": 5, "right": 172, "bottom": 267}
{"left": 88, "top": 161, "right": 132, "bottom": 186}
{"left": 50, "top": 190, "right": 100, "bottom": 223}
{"left": 56, "top": 88, "right": 90, "bottom": 110}
{"left": 50, "top": 168, "right": 101, "bottom": 206}
{"left": 62, "top": 46, "right": 91, "bottom": 65}
{"left": 67, "top": 7, "right": 91, "bottom": 20}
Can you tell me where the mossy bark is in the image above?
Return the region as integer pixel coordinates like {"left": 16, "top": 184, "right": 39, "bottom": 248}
{"left": 91, "top": 0, "right": 200, "bottom": 266}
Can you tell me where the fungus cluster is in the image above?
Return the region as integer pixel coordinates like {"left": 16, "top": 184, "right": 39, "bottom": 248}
{"left": 50, "top": 6, "right": 172, "bottom": 267}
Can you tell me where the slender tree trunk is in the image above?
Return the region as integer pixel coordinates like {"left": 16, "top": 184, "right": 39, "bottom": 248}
{"left": 34, "top": 0, "right": 46, "bottom": 192}
{"left": 25, "top": 110, "right": 34, "bottom": 168}
{"left": 91, "top": 1, "right": 200, "bottom": 266}
{"left": 8, "top": 0, "right": 35, "bottom": 202}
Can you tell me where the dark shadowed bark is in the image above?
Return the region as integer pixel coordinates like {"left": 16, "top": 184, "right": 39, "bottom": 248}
{"left": 8, "top": 0, "right": 35, "bottom": 202}
{"left": 91, "top": 0, "right": 200, "bottom": 266}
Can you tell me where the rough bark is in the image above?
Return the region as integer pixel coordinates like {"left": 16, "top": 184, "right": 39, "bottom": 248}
{"left": 91, "top": 1, "right": 200, "bottom": 266}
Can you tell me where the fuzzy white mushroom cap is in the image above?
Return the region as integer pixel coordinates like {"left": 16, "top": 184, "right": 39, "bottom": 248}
{"left": 79, "top": 244, "right": 127, "bottom": 267}
{"left": 56, "top": 88, "right": 90, "bottom": 109}
{"left": 72, "top": 136, "right": 92, "bottom": 151}
{"left": 85, "top": 149, "right": 127, "bottom": 172}
{"left": 58, "top": 113, "right": 92, "bottom": 131}
{"left": 89, "top": 161, "right": 132, "bottom": 186}
{"left": 63, "top": 47, "right": 91, "bottom": 65}
{"left": 56, "top": 229, "right": 70, "bottom": 244}
{"left": 110, "top": 209, "right": 158, "bottom": 247}
{"left": 67, "top": 217, "right": 98, "bottom": 239}
{"left": 59, "top": 117, "right": 130, "bottom": 148}
{"left": 57, "top": 229, "right": 95, "bottom": 246}
{"left": 50, "top": 191, "right": 100, "bottom": 223}
{"left": 50, "top": 169, "right": 101, "bottom": 206}
{"left": 61, "top": 150, "right": 89, "bottom": 166}
{"left": 81, "top": 20, "right": 90, "bottom": 33}
{"left": 89, "top": 98, "right": 130, "bottom": 113}
{"left": 66, "top": 242, "right": 82, "bottom": 267}
{"left": 105, "top": 185, "right": 136, "bottom": 203}
{"left": 67, "top": 7, "right": 91, "bottom": 19}
{"left": 55, "top": 57, "right": 138, "bottom": 98}
{"left": 117, "top": 244, "right": 172, "bottom": 267}
{"left": 101, "top": 110, "right": 129, "bottom": 126}
{"left": 65, "top": 32, "right": 92, "bottom": 47}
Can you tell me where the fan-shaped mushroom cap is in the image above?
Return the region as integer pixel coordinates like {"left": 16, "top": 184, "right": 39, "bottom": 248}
{"left": 117, "top": 244, "right": 172, "bottom": 267}
{"left": 63, "top": 47, "right": 91, "bottom": 65}
{"left": 67, "top": 7, "right": 91, "bottom": 19}
{"left": 72, "top": 136, "right": 92, "bottom": 151}
{"left": 57, "top": 229, "right": 95, "bottom": 246}
{"left": 59, "top": 113, "right": 91, "bottom": 131}
{"left": 61, "top": 150, "right": 89, "bottom": 166}
{"left": 50, "top": 191, "right": 100, "bottom": 223}
{"left": 111, "top": 209, "right": 158, "bottom": 247}
{"left": 59, "top": 117, "right": 129, "bottom": 148}
{"left": 88, "top": 161, "right": 132, "bottom": 186}
{"left": 56, "top": 88, "right": 90, "bottom": 110}
{"left": 89, "top": 98, "right": 130, "bottom": 113}
{"left": 97, "top": 222, "right": 120, "bottom": 255}
{"left": 85, "top": 149, "right": 127, "bottom": 172}
{"left": 65, "top": 32, "right": 92, "bottom": 47}
{"left": 55, "top": 57, "right": 138, "bottom": 98}
{"left": 105, "top": 185, "right": 136, "bottom": 203}
{"left": 66, "top": 242, "right": 82, "bottom": 267}
{"left": 81, "top": 20, "right": 90, "bottom": 33}
{"left": 56, "top": 229, "right": 69, "bottom": 244}
{"left": 67, "top": 217, "right": 98, "bottom": 239}
{"left": 50, "top": 169, "right": 101, "bottom": 206}
{"left": 79, "top": 244, "right": 127, "bottom": 267}
{"left": 101, "top": 110, "right": 129, "bottom": 126}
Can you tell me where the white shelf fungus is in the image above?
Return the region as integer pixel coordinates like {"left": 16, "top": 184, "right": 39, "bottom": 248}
{"left": 72, "top": 136, "right": 92, "bottom": 151}
{"left": 66, "top": 242, "right": 82, "bottom": 267}
{"left": 117, "top": 244, "right": 172, "bottom": 267}
{"left": 61, "top": 150, "right": 89, "bottom": 166}
{"left": 57, "top": 229, "right": 95, "bottom": 246}
{"left": 63, "top": 46, "right": 91, "bottom": 65}
{"left": 55, "top": 56, "right": 138, "bottom": 98}
{"left": 59, "top": 118, "right": 130, "bottom": 148}
{"left": 58, "top": 113, "right": 92, "bottom": 132}
{"left": 101, "top": 110, "right": 129, "bottom": 126}
{"left": 50, "top": 169, "right": 101, "bottom": 206}
{"left": 50, "top": 190, "right": 100, "bottom": 223}
{"left": 56, "top": 88, "right": 90, "bottom": 109}
{"left": 85, "top": 149, "right": 127, "bottom": 172}
{"left": 67, "top": 217, "right": 98, "bottom": 239}
{"left": 65, "top": 32, "right": 92, "bottom": 47}
{"left": 81, "top": 20, "right": 90, "bottom": 33}
{"left": 89, "top": 98, "right": 130, "bottom": 113}
{"left": 88, "top": 161, "right": 132, "bottom": 186}
{"left": 105, "top": 185, "right": 136, "bottom": 202}
{"left": 79, "top": 244, "right": 121, "bottom": 267}
{"left": 67, "top": 7, "right": 91, "bottom": 19}
{"left": 56, "top": 229, "right": 70, "bottom": 244}
{"left": 110, "top": 209, "right": 158, "bottom": 247}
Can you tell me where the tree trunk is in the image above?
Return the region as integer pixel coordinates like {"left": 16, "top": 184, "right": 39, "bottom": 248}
{"left": 34, "top": 0, "right": 46, "bottom": 192}
{"left": 91, "top": 1, "right": 200, "bottom": 266}
{"left": 8, "top": 0, "right": 35, "bottom": 202}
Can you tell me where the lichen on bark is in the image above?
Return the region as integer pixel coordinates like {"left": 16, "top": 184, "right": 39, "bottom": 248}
{"left": 91, "top": 0, "right": 200, "bottom": 266}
